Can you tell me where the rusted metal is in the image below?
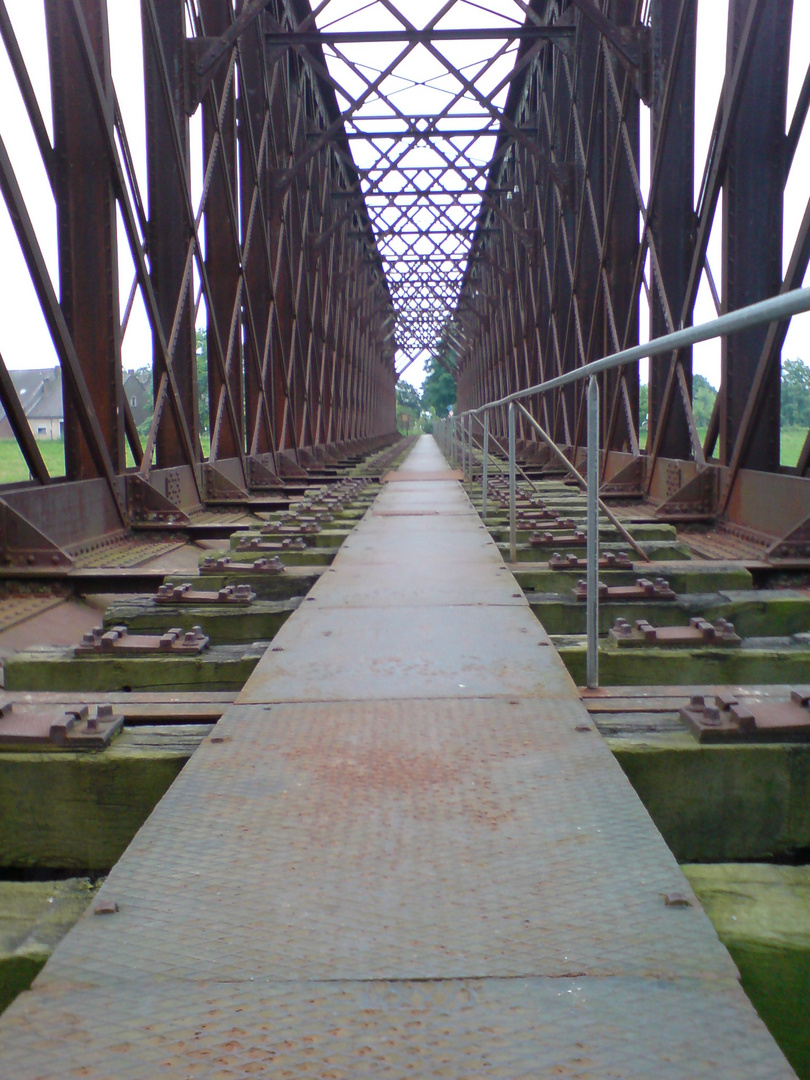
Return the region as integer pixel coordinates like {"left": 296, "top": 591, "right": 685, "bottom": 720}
{"left": 154, "top": 583, "right": 256, "bottom": 605}
{"left": 200, "top": 554, "right": 285, "bottom": 575}
{"left": 680, "top": 690, "right": 810, "bottom": 743}
{"left": 237, "top": 536, "right": 307, "bottom": 552}
{"left": 531, "top": 529, "right": 587, "bottom": 547}
{"left": 573, "top": 577, "right": 675, "bottom": 602}
{"left": 0, "top": 700, "right": 123, "bottom": 749}
{"left": 75, "top": 625, "right": 209, "bottom": 655}
{"left": 550, "top": 551, "right": 633, "bottom": 571}
{"left": 609, "top": 616, "right": 741, "bottom": 648}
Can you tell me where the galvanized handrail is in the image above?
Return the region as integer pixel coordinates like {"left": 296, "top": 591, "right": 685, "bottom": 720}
{"left": 436, "top": 284, "right": 810, "bottom": 690}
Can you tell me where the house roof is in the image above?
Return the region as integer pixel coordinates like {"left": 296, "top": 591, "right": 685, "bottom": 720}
{"left": 0, "top": 367, "right": 62, "bottom": 425}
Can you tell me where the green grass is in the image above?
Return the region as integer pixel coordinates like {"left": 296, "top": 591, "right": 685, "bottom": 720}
{"left": 0, "top": 435, "right": 214, "bottom": 484}
{"left": 781, "top": 427, "right": 806, "bottom": 468}
{"left": 0, "top": 439, "right": 65, "bottom": 484}
{"left": 1, "top": 428, "right": 806, "bottom": 485}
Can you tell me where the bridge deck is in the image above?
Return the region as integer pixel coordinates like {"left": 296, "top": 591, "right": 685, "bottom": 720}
{"left": 0, "top": 437, "right": 795, "bottom": 1078}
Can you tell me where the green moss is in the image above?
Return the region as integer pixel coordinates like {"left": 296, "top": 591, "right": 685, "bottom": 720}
{"left": 684, "top": 864, "right": 810, "bottom": 1080}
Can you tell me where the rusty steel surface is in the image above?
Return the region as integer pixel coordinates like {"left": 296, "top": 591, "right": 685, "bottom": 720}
{"left": 0, "top": 436, "right": 796, "bottom": 1079}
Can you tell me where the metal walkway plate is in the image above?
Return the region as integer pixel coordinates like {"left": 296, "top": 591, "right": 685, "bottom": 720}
{"left": 0, "top": 437, "right": 796, "bottom": 1078}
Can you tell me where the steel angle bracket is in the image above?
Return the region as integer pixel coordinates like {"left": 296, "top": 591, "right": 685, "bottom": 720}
{"left": 127, "top": 476, "right": 190, "bottom": 529}
{"left": 0, "top": 499, "right": 73, "bottom": 571}
{"left": 0, "top": 700, "right": 123, "bottom": 750}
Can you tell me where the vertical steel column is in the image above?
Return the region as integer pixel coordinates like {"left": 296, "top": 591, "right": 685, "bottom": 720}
{"left": 45, "top": 0, "right": 124, "bottom": 478}
{"left": 239, "top": 4, "right": 274, "bottom": 459}
{"left": 720, "top": 0, "right": 792, "bottom": 470}
{"left": 604, "top": 0, "right": 640, "bottom": 447}
{"left": 482, "top": 411, "right": 489, "bottom": 520}
{"left": 508, "top": 402, "right": 517, "bottom": 564}
{"left": 586, "top": 375, "right": 600, "bottom": 689}
{"left": 201, "top": 0, "right": 243, "bottom": 464}
{"left": 142, "top": 0, "right": 198, "bottom": 467}
{"left": 648, "top": 0, "right": 696, "bottom": 459}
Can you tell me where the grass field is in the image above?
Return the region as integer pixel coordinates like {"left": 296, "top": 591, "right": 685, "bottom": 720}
{"left": 0, "top": 428, "right": 806, "bottom": 484}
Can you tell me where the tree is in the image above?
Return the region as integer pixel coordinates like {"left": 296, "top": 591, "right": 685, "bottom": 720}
{"left": 196, "top": 329, "right": 209, "bottom": 435}
{"left": 691, "top": 374, "right": 717, "bottom": 429}
{"left": 638, "top": 375, "right": 716, "bottom": 431}
{"left": 396, "top": 381, "right": 422, "bottom": 413}
{"left": 421, "top": 355, "right": 456, "bottom": 417}
{"left": 782, "top": 358, "right": 810, "bottom": 428}
{"left": 395, "top": 380, "right": 422, "bottom": 434}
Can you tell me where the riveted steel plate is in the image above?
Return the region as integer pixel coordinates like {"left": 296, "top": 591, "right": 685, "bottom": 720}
{"left": 238, "top": 605, "right": 561, "bottom": 703}
{"left": 0, "top": 977, "right": 795, "bottom": 1080}
{"left": 40, "top": 698, "right": 736, "bottom": 985}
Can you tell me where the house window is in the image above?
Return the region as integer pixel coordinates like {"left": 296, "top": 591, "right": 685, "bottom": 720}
{"left": 130, "top": 396, "right": 137, "bottom": 407}
{"left": 37, "top": 426, "right": 47, "bottom": 436}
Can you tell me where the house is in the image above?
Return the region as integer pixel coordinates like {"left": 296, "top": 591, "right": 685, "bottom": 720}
{"left": 123, "top": 369, "right": 153, "bottom": 427}
{"left": 0, "top": 367, "right": 63, "bottom": 440}
{"left": 0, "top": 367, "right": 154, "bottom": 440}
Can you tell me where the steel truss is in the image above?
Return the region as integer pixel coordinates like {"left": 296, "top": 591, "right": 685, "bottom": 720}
{"left": 0, "top": 0, "right": 809, "bottom": 563}
{"left": 456, "top": 0, "right": 810, "bottom": 558}
{"left": 0, "top": 0, "right": 398, "bottom": 563}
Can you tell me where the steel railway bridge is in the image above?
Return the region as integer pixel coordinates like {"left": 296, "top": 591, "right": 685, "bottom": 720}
{"left": 0, "top": 2, "right": 809, "bottom": 1078}
{"left": 0, "top": 0, "right": 807, "bottom": 557}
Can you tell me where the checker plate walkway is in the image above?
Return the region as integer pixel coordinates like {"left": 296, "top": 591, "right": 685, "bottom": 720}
{"left": 0, "top": 437, "right": 796, "bottom": 1078}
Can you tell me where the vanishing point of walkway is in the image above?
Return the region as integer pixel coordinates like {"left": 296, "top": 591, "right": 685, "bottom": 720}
{"left": 0, "top": 437, "right": 795, "bottom": 1077}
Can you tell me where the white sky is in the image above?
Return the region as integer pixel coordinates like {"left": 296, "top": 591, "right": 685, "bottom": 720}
{"left": 0, "top": 0, "right": 807, "bottom": 393}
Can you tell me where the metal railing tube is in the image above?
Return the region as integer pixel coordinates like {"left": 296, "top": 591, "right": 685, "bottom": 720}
{"left": 586, "top": 376, "right": 600, "bottom": 689}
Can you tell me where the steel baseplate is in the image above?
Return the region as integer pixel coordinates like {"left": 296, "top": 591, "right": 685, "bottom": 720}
{"left": 609, "top": 616, "right": 741, "bottom": 648}
{"left": 549, "top": 551, "right": 633, "bottom": 570}
{"left": 200, "top": 555, "right": 285, "bottom": 575}
{"left": 531, "top": 529, "right": 587, "bottom": 547}
{"left": 75, "top": 625, "right": 210, "bottom": 656}
{"left": 260, "top": 522, "right": 321, "bottom": 536}
{"left": 0, "top": 700, "right": 124, "bottom": 749}
{"left": 573, "top": 577, "right": 675, "bottom": 602}
{"left": 238, "top": 536, "right": 307, "bottom": 552}
{"left": 155, "top": 582, "right": 256, "bottom": 605}
{"left": 681, "top": 690, "right": 810, "bottom": 743}
{"left": 517, "top": 508, "right": 562, "bottom": 524}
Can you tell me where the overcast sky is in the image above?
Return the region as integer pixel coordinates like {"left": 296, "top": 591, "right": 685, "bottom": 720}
{"left": 0, "top": 0, "right": 807, "bottom": 392}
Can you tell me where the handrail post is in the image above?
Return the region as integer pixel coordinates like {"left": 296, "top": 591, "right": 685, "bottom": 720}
{"left": 482, "top": 411, "right": 489, "bottom": 520}
{"left": 467, "top": 413, "right": 474, "bottom": 494}
{"left": 508, "top": 402, "right": 516, "bottom": 563}
{"left": 586, "top": 375, "right": 600, "bottom": 689}
{"left": 468, "top": 412, "right": 475, "bottom": 496}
